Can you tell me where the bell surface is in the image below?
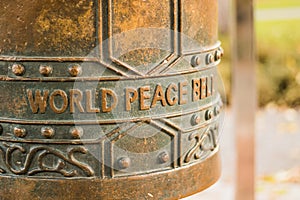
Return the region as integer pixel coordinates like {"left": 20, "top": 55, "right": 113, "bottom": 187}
{"left": 0, "top": 0, "right": 223, "bottom": 199}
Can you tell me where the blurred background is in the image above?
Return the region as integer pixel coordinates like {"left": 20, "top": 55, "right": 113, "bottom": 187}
{"left": 185, "top": 0, "right": 300, "bottom": 199}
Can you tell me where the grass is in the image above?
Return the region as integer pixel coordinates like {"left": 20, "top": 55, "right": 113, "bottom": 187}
{"left": 256, "top": 0, "right": 300, "bottom": 9}
{"left": 218, "top": 17, "right": 300, "bottom": 108}
{"left": 256, "top": 19, "right": 300, "bottom": 56}
{"left": 256, "top": 19, "right": 300, "bottom": 107}
{"left": 218, "top": 0, "right": 300, "bottom": 108}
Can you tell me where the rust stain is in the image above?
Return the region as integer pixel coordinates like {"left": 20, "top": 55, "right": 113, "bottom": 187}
{"left": 112, "top": 0, "right": 171, "bottom": 71}
{"left": 0, "top": 152, "right": 221, "bottom": 200}
{"left": 0, "top": 0, "right": 222, "bottom": 199}
{"left": 34, "top": 0, "right": 95, "bottom": 56}
{"left": 0, "top": 0, "right": 96, "bottom": 56}
{"left": 112, "top": 0, "right": 170, "bottom": 33}
{"left": 11, "top": 95, "right": 28, "bottom": 117}
{"left": 183, "top": 0, "right": 218, "bottom": 47}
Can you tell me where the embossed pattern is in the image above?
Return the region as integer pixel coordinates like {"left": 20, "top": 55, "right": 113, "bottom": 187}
{"left": 0, "top": 0, "right": 222, "bottom": 198}
{"left": 0, "top": 143, "right": 94, "bottom": 177}
{"left": 185, "top": 127, "right": 218, "bottom": 163}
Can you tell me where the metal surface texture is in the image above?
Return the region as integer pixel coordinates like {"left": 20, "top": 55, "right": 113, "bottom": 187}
{"left": 0, "top": 0, "right": 223, "bottom": 199}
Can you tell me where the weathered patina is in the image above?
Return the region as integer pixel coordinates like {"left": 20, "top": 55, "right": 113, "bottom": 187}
{"left": 0, "top": 0, "right": 223, "bottom": 199}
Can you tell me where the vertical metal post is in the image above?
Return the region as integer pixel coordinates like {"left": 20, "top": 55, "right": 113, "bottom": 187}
{"left": 232, "top": 0, "right": 256, "bottom": 199}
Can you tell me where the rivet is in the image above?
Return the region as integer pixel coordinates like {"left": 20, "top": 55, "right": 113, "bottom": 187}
{"left": 70, "top": 127, "right": 84, "bottom": 139}
{"left": 191, "top": 56, "right": 201, "bottom": 67}
{"left": 41, "top": 127, "right": 55, "bottom": 138}
{"left": 220, "top": 101, "right": 224, "bottom": 109}
{"left": 68, "top": 64, "right": 82, "bottom": 77}
{"left": 215, "top": 50, "right": 222, "bottom": 61}
{"left": 39, "top": 65, "right": 53, "bottom": 76}
{"left": 214, "top": 105, "right": 221, "bottom": 116}
{"left": 118, "top": 157, "right": 131, "bottom": 169}
{"left": 11, "top": 64, "right": 25, "bottom": 76}
{"left": 14, "top": 127, "right": 27, "bottom": 138}
{"left": 206, "top": 54, "right": 214, "bottom": 64}
{"left": 158, "top": 152, "right": 170, "bottom": 163}
{"left": 205, "top": 110, "right": 213, "bottom": 121}
{"left": 0, "top": 125, "right": 3, "bottom": 135}
{"left": 191, "top": 114, "right": 201, "bottom": 126}
{"left": 219, "top": 46, "right": 224, "bottom": 57}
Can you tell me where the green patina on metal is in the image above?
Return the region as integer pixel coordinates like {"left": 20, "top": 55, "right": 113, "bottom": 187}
{"left": 0, "top": 0, "right": 223, "bottom": 199}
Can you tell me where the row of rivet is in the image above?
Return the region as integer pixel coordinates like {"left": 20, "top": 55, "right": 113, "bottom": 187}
{"left": 11, "top": 63, "right": 82, "bottom": 77}
{"left": 191, "top": 105, "right": 222, "bottom": 126}
{"left": 191, "top": 47, "right": 224, "bottom": 68}
{"left": 118, "top": 151, "right": 170, "bottom": 169}
{"left": 1, "top": 106, "right": 221, "bottom": 138}
{"left": 0, "top": 124, "right": 170, "bottom": 169}
{"left": 0, "top": 125, "right": 84, "bottom": 139}
{"left": 9, "top": 47, "right": 223, "bottom": 77}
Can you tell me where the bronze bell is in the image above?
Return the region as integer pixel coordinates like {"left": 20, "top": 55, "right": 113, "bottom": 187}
{"left": 0, "top": 0, "right": 223, "bottom": 199}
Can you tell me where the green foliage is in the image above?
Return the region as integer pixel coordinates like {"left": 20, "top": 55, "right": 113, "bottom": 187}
{"left": 257, "top": 0, "right": 300, "bottom": 9}
{"left": 219, "top": 19, "right": 300, "bottom": 108}
{"left": 218, "top": 0, "right": 300, "bottom": 108}
{"left": 256, "top": 19, "right": 300, "bottom": 107}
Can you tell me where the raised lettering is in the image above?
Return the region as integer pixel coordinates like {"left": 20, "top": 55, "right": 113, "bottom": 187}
{"left": 25, "top": 76, "right": 213, "bottom": 115}
{"left": 86, "top": 90, "right": 100, "bottom": 113}
{"left": 70, "top": 89, "right": 84, "bottom": 113}
{"left": 200, "top": 78, "right": 207, "bottom": 99}
{"left": 139, "top": 86, "right": 150, "bottom": 110}
{"left": 207, "top": 75, "right": 214, "bottom": 96}
{"left": 125, "top": 88, "right": 138, "bottom": 111}
{"left": 101, "top": 89, "right": 118, "bottom": 113}
{"left": 166, "top": 83, "right": 178, "bottom": 106}
{"left": 27, "top": 89, "right": 49, "bottom": 114}
{"left": 192, "top": 79, "right": 200, "bottom": 102}
{"left": 151, "top": 85, "right": 167, "bottom": 108}
{"left": 179, "top": 81, "right": 188, "bottom": 105}
{"left": 49, "top": 90, "right": 68, "bottom": 114}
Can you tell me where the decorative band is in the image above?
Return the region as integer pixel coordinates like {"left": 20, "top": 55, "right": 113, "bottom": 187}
{"left": 0, "top": 67, "right": 219, "bottom": 124}
{"left": 0, "top": 44, "right": 223, "bottom": 80}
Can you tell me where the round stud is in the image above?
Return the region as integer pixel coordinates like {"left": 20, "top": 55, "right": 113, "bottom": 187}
{"left": 39, "top": 65, "right": 53, "bottom": 76}
{"left": 205, "top": 110, "right": 213, "bottom": 121}
{"left": 118, "top": 157, "right": 131, "bottom": 169}
{"left": 206, "top": 54, "right": 215, "bottom": 64}
{"left": 215, "top": 50, "right": 222, "bottom": 61}
{"left": 41, "top": 127, "right": 55, "bottom": 138}
{"left": 68, "top": 64, "right": 82, "bottom": 77}
{"left": 191, "top": 114, "right": 201, "bottom": 126}
{"left": 70, "top": 127, "right": 84, "bottom": 139}
{"left": 14, "top": 127, "right": 27, "bottom": 138}
{"left": 214, "top": 105, "right": 221, "bottom": 116}
{"left": 11, "top": 64, "right": 25, "bottom": 76}
{"left": 191, "top": 56, "right": 201, "bottom": 67}
{"left": 158, "top": 152, "right": 170, "bottom": 164}
{"left": 219, "top": 46, "right": 224, "bottom": 57}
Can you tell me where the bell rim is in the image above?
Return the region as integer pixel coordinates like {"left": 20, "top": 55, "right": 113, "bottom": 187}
{"left": 0, "top": 148, "right": 221, "bottom": 200}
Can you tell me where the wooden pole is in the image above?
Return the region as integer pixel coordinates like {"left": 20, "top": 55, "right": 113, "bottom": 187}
{"left": 232, "top": 0, "right": 256, "bottom": 199}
